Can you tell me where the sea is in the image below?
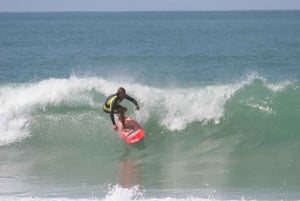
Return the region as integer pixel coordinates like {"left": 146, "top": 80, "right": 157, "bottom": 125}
{"left": 1, "top": 10, "right": 300, "bottom": 201}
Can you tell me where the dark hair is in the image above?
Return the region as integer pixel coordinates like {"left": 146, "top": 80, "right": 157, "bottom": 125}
{"left": 117, "top": 87, "right": 126, "bottom": 96}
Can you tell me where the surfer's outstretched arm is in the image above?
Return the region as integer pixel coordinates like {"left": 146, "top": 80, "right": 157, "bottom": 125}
{"left": 125, "top": 95, "right": 140, "bottom": 110}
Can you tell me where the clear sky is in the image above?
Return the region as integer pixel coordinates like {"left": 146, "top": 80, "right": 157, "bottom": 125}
{"left": 0, "top": 0, "right": 300, "bottom": 12}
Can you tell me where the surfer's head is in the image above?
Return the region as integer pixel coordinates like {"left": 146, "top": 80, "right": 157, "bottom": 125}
{"left": 117, "top": 87, "right": 126, "bottom": 98}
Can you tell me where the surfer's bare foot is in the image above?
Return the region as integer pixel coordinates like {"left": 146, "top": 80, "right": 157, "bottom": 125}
{"left": 123, "top": 126, "right": 132, "bottom": 131}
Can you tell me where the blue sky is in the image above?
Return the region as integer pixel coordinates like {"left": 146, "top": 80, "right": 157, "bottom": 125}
{"left": 1, "top": 0, "right": 300, "bottom": 12}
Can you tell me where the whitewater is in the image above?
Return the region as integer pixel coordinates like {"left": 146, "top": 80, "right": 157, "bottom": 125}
{"left": 0, "top": 73, "right": 288, "bottom": 146}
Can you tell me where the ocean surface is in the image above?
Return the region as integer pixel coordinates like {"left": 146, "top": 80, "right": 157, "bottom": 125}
{"left": 1, "top": 11, "right": 300, "bottom": 201}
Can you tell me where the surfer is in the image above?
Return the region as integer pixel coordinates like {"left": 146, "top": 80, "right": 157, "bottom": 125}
{"left": 103, "top": 87, "right": 140, "bottom": 130}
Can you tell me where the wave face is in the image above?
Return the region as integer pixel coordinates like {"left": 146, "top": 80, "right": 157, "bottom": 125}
{"left": 1, "top": 74, "right": 300, "bottom": 199}
{"left": 1, "top": 74, "right": 291, "bottom": 145}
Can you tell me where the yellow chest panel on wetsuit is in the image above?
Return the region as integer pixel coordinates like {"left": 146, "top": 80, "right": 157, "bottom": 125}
{"left": 103, "top": 95, "right": 121, "bottom": 112}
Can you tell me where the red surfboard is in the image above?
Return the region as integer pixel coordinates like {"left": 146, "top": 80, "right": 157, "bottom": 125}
{"left": 116, "top": 116, "right": 145, "bottom": 144}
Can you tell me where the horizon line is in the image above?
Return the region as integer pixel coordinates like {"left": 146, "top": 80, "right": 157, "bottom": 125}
{"left": 1, "top": 8, "right": 300, "bottom": 14}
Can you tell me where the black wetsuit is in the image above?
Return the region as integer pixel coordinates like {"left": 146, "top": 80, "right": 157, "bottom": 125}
{"left": 103, "top": 93, "right": 138, "bottom": 125}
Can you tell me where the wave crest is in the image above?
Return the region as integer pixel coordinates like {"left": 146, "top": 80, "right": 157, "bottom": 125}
{"left": 0, "top": 74, "right": 295, "bottom": 146}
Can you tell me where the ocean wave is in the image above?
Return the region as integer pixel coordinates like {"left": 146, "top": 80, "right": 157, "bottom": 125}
{"left": 0, "top": 74, "right": 297, "bottom": 146}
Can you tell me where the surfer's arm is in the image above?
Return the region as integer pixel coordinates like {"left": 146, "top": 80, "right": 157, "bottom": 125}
{"left": 125, "top": 95, "right": 139, "bottom": 109}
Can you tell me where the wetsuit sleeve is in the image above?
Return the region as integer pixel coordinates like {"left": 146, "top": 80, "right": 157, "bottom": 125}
{"left": 110, "top": 99, "right": 118, "bottom": 125}
{"left": 125, "top": 95, "right": 139, "bottom": 107}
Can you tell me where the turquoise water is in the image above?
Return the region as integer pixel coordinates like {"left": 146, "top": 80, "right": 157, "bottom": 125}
{"left": 1, "top": 11, "right": 300, "bottom": 201}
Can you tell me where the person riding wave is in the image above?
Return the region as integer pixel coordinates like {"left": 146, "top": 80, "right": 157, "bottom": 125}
{"left": 103, "top": 87, "right": 140, "bottom": 130}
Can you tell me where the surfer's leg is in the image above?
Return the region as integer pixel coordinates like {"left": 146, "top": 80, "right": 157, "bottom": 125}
{"left": 117, "top": 106, "right": 127, "bottom": 130}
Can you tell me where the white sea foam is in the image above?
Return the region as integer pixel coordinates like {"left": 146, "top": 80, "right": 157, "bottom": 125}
{"left": 157, "top": 84, "right": 241, "bottom": 130}
{"left": 0, "top": 196, "right": 223, "bottom": 201}
{"left": 263, "top": 80, "right": 292, "bottom": 92}
{"left": 243, "top": 71, "right": 293, "bottom": 92}
{"left": 0, "top": 185, "right": 226, "bottom": 201}
{"left": 0, "top": 76, "right": 103, "bottom": 146}
{"left": 0, "top": 184, "right": 254, "bottom": 201}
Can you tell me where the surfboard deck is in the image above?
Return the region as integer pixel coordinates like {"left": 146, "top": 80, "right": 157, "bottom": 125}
{"left": 115, "top": 116, "right": 145, "bottom": 144}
